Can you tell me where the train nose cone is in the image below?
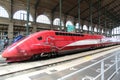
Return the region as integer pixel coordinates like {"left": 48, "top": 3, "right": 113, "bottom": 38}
{"left": 2, "top": 50, "right": 10, "bottom": 58}
{"left": 1, "top": 47, "right": 17, "bottom": 58}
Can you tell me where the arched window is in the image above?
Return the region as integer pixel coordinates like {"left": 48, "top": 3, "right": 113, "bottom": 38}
{"left": 0, "top": 6, "right": 9, "bottom": 18}
{"left": 107, "top": 31, "right": 109, "bottom": 34}
{"left": 13, "top": 10, "right": 33, "bottom": 21}
{"left": 94, "top": 27, "right": 97, "bottom": 32}
{"left": 89, "top": 26, "right": 92, "bottom": 31}
{"left": 112, "top": 26, "right": 120, "bottom": 39}
{"left": 112, "top": 26, "right": 120, "bottom": 40}
{"left": 97, "top": 28, "right": 99, "bottom": 32}
{"left": 101, "top": 29, "right": 104, "bottom": 33}
{"left": 53, "top": 18, "right": 64, "bottom": 26}
{"left": 75, "top": 23, "right": 81, "bottom": 29}
{"left": 83, "top": 25, "right": 88, "bottom": 30}
{"left": 112, "top": 27, "right": 120, "bottom": 34}
{"left": 66, "top": 21, "right": 73, "bottom": 27}
{"left": 36, "top": 15, "right": 50, "bottom": 24}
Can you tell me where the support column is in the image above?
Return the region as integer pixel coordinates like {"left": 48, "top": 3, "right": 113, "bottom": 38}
{"left": 104, "top": 8, "right": 107, "bottom": 36}
{"left": 118, "top": 25, "right": 120, "bottom": 39}
{"left": 110, "top": 28, "right": 112, "bottom": 37}
{"left": 108, "top": 28, "right": 110, "bottom": 37}
{"left": 97, "top": 0, "right": 101, "bottom": 34}
{"left": 26, "top": 0, "right": 30, "bottom": 35}
{"left": 97, "top": 25, "right": 99, "bottom": 34}
{"left": 112, "top": 26, "right": 114, "bottom": 37}
{"left": 51, "top": 12, "right": 54, "bottom": 30}
{"left": 106, "top": 28, "right": 108, "bottom": 37}
{"left": 112, "top": 22, "right": 115, "bottom": 37}
{"left": 78, "top": 0, "right": 81, "bottom": 33}
{"left": 92, "top": 25, "right": 94, "bottom": 34}
{"left": 10, "top": 0, "right": 13, "bottom": 21}
{"left": 73, "top": 17, "right": 76, "bottom": 33}
{"left": 32, "top": 24, "right": 37, "bottom": 33}
{"left": 59, "top": 0, "right": 62, "bottom": 31}
{"left": 116, "top": 26, "right": 118, "bottom": 38}
{"left": 34, "top": 9, "right": 37, "bottom": 23}
{"left": 103, "top": 28, "right": 105, "bottom": 35}
{"left": 64, "top": 15, "right": 67, "bottom": 32}
{"left": 105, "top": 28, "right": 107, "bottom": 36}
{"left": 109, "top": 29, "right": 112, "bottom": 37}
{"left": 81, "top": 24, "right": 83, "bottom": 33}
{"left": 89, "top": 0, "right": 92, "bottom": 34}
{"left": 8, "top": 23, "right": 13, "bottom": 43}
{"left": 100, "top": 26, "right": 102, "bottom": 34}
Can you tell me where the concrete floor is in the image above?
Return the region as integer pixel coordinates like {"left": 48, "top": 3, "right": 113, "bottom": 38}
{"left": 5, "top": 46, "right": 120, "bottom": 80}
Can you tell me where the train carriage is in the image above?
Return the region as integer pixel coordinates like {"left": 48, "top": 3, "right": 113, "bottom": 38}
{"left": 2, "top": 30, "right": 118, "bottom": 62}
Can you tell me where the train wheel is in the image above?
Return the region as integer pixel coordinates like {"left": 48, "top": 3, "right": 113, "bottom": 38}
{"left": 31, "top": 54, "right": 40, "bottom": 60}
{"left": 52, "top": 52, "right": 58, "bottom": 57}
{"left": 90, "top": 47, "right": 95, "bottom": 50}
{"left": 48, "top": 52, "right": 58, "bottom": 58}
{"left": 48, "top": 53, "right": 52, "bottom": 58}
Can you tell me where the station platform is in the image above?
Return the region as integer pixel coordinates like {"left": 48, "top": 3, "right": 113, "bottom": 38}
{"left": 0, "top": 52, "right": 5, "bottom": 61}
{"left": 111, "top": 72, "right": 120, "bottom": 80}
{"left": 5, "top": 46, "right": 120, "bottom": 80}
{"left": 0, "top": 54, "right": 4, "bottom": 61}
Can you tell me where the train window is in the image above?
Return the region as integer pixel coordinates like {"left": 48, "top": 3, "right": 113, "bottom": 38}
{"left": 55, "top": 32, "right": 59, "bottom": 35}
{"left": 81, "top": 34, "right": 84, "bottom": 37}
{"left": 55, "top": 32, "right": 84, "bottom": 37}
{"left": 37, "top": 37, "right": 42, "bottom": 40}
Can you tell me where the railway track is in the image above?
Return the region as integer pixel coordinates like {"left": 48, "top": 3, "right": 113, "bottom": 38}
{"left": 0, "top": 45, "right": 120, "bottom": 80}
{"left": 0, "top": 62, "right": 7, "bottom": 66}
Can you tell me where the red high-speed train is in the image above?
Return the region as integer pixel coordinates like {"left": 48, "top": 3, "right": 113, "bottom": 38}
{"left": 1, "top": 30, "right": 118, "bottom": 62}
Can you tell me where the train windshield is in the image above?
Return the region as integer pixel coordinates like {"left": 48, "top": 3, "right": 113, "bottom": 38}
{"left": 37, "top": 36, "right": 42, "bottom": 40}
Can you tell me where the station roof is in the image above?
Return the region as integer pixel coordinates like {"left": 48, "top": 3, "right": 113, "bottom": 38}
{"left": 16, "top": 0, "right": 120, "bottom": 29}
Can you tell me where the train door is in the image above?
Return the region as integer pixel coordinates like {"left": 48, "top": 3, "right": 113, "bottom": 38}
{"left": 46, "top": 36, "right": 56, "bottom": 52}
